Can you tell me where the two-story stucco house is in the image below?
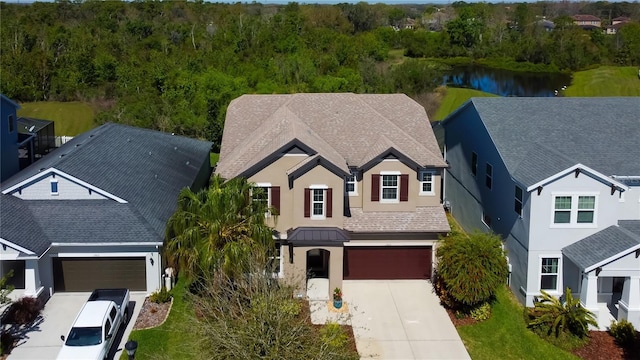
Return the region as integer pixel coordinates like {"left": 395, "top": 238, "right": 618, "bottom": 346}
{"left": 441, "top": 97, "right": 640, "bottom": 329}
{"left": 1, "top": 123, "right": 212, "bottom": 301}
{"left": 216, "top": 93, "right": 450, "bottom": 298}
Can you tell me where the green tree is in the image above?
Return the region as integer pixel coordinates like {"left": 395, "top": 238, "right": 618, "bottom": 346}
{"left": 528, "top": 288, "right": 598, "bottom": 339}
{"left": 164, "top": 175, "right": 275, "bottom": 280}
{"left": 435, "top": 230, "right": 508, "bottom": 307}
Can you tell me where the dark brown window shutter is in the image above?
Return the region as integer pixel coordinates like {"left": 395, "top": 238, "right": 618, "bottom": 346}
{"left": 371, "top": 174, "right": 380, "bottom": 201}
{"left": 304, "top": 188, "right": 310, "bottom": 218}
{"left": 326, "top": 188, "right": 333, "bottom": 218}
{"left": 400, "top": 174, "right": 409, "bottom": 202}
{"left": 271, "top": 186, "right": 280, "bottom": 215}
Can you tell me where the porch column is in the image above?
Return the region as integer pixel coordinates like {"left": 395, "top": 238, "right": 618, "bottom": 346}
{"left": 23, "top": 259, "right": 41, "bottom": 297}
{"left": 618, "top": 276, "right": 640, "bottom": 329}
{"left": 580, "top": 272, "right": 599, "bottom": 328}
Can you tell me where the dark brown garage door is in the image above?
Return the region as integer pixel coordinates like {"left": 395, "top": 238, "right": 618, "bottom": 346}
{"left": 53, "top": 257, "right": 146, "bottom": 292}
{"left": 343, "top": 247, "right": 432, "bottom": 280}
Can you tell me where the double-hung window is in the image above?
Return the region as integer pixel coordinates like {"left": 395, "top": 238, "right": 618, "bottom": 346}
{"left": 312, "top": 189, "right": 324, "bottom": 217}
{"left": 540, "top": 257, "right": 559, "bottom": 291}
{"left": 471, "top": 152, "right": 478, "bottom": 177}
{"left": 381, "top": 174, "right": 399, "bottom": 202}
{"left": 485, "top": 163, "right": 493, "bottom": 189}
{"left": 514, "top": 186, "right": 523, "bottom": 216}
{"left": 346, "top": 170, "right": 357, "bottom": 195}
{"left": 269, "top": 243, "right": 283, "bottom": 278}
{"left": 252, "top": 183, "right": 271, "bottom": 217}
{"left": 419, "top": 171, "right": 435, "bottom": 195}
{"left": 552, "top": 194, "right": 597, "bottom": 226}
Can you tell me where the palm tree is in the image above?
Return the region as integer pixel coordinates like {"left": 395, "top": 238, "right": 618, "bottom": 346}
{"left": 528, "top": 287, "right": 598, "bottom": 338}
{"left": 165, "top": 175, "right": 275, "bottom": 280}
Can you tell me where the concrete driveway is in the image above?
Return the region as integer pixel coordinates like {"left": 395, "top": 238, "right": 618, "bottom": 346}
{"left": 343, "top": 280, "right": 470, "bottom": 360}
{"left": 7, "top": 292, "right": 146, "bottom": 360}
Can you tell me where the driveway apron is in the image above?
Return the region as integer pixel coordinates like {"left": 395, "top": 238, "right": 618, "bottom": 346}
{"left": 343, "top": 280, "right": 470, "bottom": 360}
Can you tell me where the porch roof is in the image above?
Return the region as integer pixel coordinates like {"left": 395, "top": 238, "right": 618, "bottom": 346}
{"left": 562, "top": 221, "right": 640, "bottom": 272}
{"left": 286, "top": 227, "right": 350, "bottom": 246}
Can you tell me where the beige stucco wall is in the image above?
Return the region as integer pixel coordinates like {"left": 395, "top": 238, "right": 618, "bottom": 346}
{"left": 292, "top": 166, "right": 344, "bottom": 229}
{"left": 361, "top": 160, "right": 442, "bottom": 212}
{"left": 282, "top": 245, "right": 344, "bottom": 298}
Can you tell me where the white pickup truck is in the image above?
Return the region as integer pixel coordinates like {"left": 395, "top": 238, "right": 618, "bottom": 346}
{"left": 57, "top": 289, "right": 130, "bottom": 360}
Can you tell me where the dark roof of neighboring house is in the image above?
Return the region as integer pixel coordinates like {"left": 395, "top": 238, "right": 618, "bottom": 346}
{"left": 217, "top": 93, "right": 446, "bottom": 179}
{"left": 17, "top": 117, "right": 53, "bottom": 134}
{"left": 451, "top": 97, "right": 640, "bottom": 187}
{"left": 0, "top": 196, "right": 162, "bottom": 256}
{"left": 612, "top": 16, "right": 630, "bottom": 22}
{"left": 2, "top": 123, "right": 213, "bottom": 237}
{"left": 562, "top": 221, "right": 640, "bottom": 271}
{"left": 572, "top": 14, "right": 601, "bottom": 21}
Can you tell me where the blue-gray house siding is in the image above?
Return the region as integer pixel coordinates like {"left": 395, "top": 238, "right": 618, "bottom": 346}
{"left": 1, "top": 95, "right": 20, "bottom": 182}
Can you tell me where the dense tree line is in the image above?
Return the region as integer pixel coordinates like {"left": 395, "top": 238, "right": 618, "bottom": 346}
{"left": 1, "top": 1, "right": 639, "bottom": 145}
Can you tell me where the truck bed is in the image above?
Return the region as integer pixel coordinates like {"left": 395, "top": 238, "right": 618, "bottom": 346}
{"left": 88, "top": 288, "right": 129, "bottom": 308}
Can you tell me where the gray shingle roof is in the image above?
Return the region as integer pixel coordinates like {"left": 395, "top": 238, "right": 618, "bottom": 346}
{"left": 2, "top": 123, "right": 212, "bottom": 236}
{"left": 0, "top": 195, "right": 50, "bottom": 255}
{"left": 0, "top": 196, "right": 161, "bottom": 256}
{"left": 464, "top": 97, "right": 640, "bottom": 187}
{"left": 217, "top": 93, "right": 446, "bottom": 179}
{"left": 345, "top": 206, "right": 450, "bottom": 233}
{"left": 562, "top": 223, "right": 640, "bottom": 271}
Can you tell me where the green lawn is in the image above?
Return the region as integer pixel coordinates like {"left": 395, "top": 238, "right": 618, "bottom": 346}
{"left": 433, "top": 87, "right": 497, "bottom": 121}
{"left": 210, "top": 153, "right": 219, "bottom": 168}
{"left": 457, "top": 287, "right": 578, "bottom": 360}
{"left": 17, "top": 101, "right": 95, "bottom": 136}
{"left": 121, "top": 280, "right": 199, "bottom": 360}
{"left": 565, "top": 66, "right": 640, "bottom": 97}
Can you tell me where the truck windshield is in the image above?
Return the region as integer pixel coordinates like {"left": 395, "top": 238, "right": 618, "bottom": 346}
{"left": 64, "top": 327, "right": 102, "bottom": 346}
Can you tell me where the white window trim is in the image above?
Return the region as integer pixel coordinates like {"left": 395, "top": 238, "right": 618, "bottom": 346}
{"left": 310, "top": 184, "right": 327, "bottom": 220}
{"left": 380, "top": 171, "right": 401, "bottom": 203}
{"left": 271, "top": 244, "right": 284, "bottom": 279}
{"left": 347, "top": 171, "right": 358, "bottom": 196}
{"left": 538, "top": 255, "right": 562, "bottom": 295}
{"left": 50, "top": 179, "right": 59, "bottom": 196}
{"left": 481, "top": 212, "right": 491, "bottom": 228}
{"left": 419, "top": 170, "right": 435, "bottom": 196}
{"left": 550, "top": 192, "right": 598, "bottom": 228}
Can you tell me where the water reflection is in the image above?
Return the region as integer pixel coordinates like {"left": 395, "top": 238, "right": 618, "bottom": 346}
{"left": 443, "top": 66, "right": 572, "bottom": 97}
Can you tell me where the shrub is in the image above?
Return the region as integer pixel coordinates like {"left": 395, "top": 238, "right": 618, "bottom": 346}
{"left": 610, "top": 319, "right": 637, "bottom": 346}
{"left": 470, "top": 302, "right": 491, "bottom": 321}
{"left": 3, "top": 297, "right": 42, "bottom": 325}
{"left": 435, "top": 230, "right": 508, "bottom": 307}
{"left": 320, "top": 322, "right": 349, "bottom": 350}
{"left": 149, "top": 287, "right": 172, "bottom": 304}
{"left": 527, "top": 288, "right": 597, "bottom": 339}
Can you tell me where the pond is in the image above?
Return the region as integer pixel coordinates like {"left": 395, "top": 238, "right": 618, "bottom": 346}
{"left": 443, "top": 65, "right": 572, "bottom": 97}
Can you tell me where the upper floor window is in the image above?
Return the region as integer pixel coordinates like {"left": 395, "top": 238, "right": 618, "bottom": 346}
{"left": 50, "top": 179, "right": 59, "bottom": 195}
{"left": 381, "top": 175, "right": 399, "bottom": 202}
{"left": 8, "top": 114, "right": 14, "bottom": 133}
{"left": 419, "top": 171, "right": 435, "bottom": 195}
{"left": 514, "top": 186, "right": 523, "bottom": 216}
{"left": 346, "top": 170, "right": 357, "bottom": 195}
{"left": 304, "top": 186, "right": 332, "bottom": 219}
{"left": 471, "top": 152, "right": 478, "bottom": 177}
{"left": 485, "top": 163, "right": 493, "bottom": 189}
{"left": 552, "top": 194, "right": 597, "bottom": 225}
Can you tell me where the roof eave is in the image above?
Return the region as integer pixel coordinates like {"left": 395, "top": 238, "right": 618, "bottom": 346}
{"left": 526, "top": 163, "right": 629, "bottom": 193}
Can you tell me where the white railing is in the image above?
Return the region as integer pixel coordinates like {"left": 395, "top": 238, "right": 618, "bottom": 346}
{"left": 55, "top": 136, "right": 74, "bottom": 147}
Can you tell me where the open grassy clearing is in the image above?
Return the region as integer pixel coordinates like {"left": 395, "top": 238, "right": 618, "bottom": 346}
{"left": 17, "top": 101, "right": 95, "bottom": 136}
{"left": 433, "top": 87, "right": 497, "bottom": 121}
{"left": 457, "top": 286, "right": 579, "bottom": 360}
{"left": 120, "top": 280, "right": 198, "bottom": 360}
{"left": 565, "top": 66, "right": 640, "bottom": 97}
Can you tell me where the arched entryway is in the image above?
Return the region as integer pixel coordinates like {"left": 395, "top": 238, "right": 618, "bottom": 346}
{"left": 306, "top": 248, "right": 330, "bottom": 279}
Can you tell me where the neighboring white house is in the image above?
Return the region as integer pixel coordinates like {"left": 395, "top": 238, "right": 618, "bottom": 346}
{"left": 441, "top": 97, "right": 640, "bottom": 329}
{"left": 1, "top": 123, "right": 212, "bottom": 301}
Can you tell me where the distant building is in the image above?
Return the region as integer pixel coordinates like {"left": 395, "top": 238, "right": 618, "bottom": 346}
{"left": 606, "top": 16, "right": 631, "bottom": 35}
{"left": 572, "top": 14, "right": 601, "bottom": 29}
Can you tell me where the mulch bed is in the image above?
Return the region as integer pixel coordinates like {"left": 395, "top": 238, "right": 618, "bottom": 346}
{"left": 132, "top": 297, "right": 172, "bottom": 330}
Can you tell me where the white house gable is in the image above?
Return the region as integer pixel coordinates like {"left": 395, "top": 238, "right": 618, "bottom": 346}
{"left": 2, "top": 168, "right": 126, "bottom": 202}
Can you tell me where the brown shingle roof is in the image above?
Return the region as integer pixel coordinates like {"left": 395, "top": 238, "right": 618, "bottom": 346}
{"left": 572, "top": 14, "right": 601, "bottom": 21}
{"left": 217, "top": 93, "right": 446, "bottom": 179}
{"left": 345, "top": 207, "right": 450, "bottom": 233}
